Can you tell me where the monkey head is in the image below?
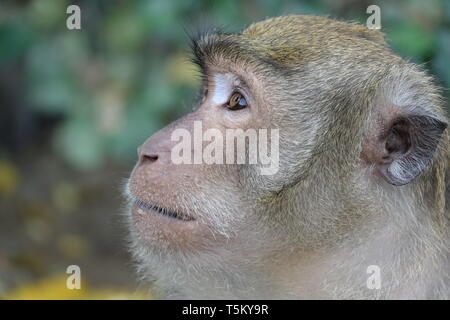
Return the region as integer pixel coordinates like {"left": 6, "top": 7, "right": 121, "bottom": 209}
{"left": 125, "top": 15, "right": 449, "bottom": 299}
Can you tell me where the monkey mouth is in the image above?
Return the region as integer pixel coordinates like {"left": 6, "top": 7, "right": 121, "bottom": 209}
{"left": 133, "top": 198, "right": 195, "bottom": 221}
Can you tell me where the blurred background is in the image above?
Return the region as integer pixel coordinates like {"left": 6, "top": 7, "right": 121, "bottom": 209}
{"left": 0, "top": 0, "right": 449, "bottom": 299}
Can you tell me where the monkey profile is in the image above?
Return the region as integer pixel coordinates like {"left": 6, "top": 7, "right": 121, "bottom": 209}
{"left": 125, "top": 15, "right": 449, "bottom": 299}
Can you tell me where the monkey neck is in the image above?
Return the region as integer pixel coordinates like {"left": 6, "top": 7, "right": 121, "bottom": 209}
{"left": 268, "top": 170, "right": 450, "bottom": 299}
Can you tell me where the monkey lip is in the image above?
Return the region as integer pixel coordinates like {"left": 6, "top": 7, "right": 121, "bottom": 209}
{"left": 130, "top": 195, "right": 220, "bottom": 252}
{"left": 133, "top": 198, "right": 195, "bottom": 222}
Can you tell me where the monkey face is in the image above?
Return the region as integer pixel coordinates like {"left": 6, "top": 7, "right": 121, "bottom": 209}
{"left": 126, "top": 67, "right": 280, "bottom": 254}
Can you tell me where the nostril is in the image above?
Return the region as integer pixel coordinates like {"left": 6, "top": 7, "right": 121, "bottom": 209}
{"left": 141, "top": 154, "right": 159, "bottom": 164}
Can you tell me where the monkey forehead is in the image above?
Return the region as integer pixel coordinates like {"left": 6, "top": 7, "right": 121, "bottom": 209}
{"left": 242, "top": 15, "right": 386, "bottom": 45}
{"left": 243, "top": 15, "right": 391, "bottom": 63}
{"left": 192, "top": 15, "right": 392, "bottom": 68}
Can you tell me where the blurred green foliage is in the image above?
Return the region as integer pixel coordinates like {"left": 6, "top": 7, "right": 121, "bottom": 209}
{"left": 1, "top": 0, "right": 449, "bottom": 170}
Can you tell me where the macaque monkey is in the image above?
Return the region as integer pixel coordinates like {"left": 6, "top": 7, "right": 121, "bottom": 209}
{"left": 125, "top": 15, "right": 449, "bottom": 299}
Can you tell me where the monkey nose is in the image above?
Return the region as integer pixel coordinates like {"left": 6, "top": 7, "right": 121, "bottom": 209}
{"left": 137, "top": 146, "right": 159, "bottom": 165}
{"left": 140, "top": 153, "right": 159, "bottom": 165}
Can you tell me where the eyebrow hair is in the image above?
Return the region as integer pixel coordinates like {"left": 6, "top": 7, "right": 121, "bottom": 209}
{"left": 189, "top": 30, "right": 288, "bottom": 81}
{"left": 189, "top": 29, "right": 247, "bottom": 73}
{"left": 190, "top": 36, "right": 207, "bottom": 71}
{"left": 188, "top": 28, "right": 221, "bottom": 71}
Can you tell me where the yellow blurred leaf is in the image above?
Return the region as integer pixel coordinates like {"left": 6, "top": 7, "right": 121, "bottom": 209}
{"left": 5, "top": 275, "right": 150, "bottom": 300}
{"left": 0, "top": 159, "right": 20, "bottom": 197}
{"left": 5, "top": 275, "right": 85, "bottom": 300}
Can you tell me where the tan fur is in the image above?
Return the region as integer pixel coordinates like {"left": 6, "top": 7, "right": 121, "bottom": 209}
{"left": 126, "top": 15, "right": 449, "bottom": 299}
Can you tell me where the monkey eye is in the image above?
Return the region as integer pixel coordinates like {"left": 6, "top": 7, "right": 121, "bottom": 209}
{"left": 226, "top": 91, "right": 248, "bottom": 111}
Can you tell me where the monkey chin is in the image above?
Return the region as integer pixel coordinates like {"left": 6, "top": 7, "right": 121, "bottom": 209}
{"left": 127, "top": 195, "right": 221, "bottom": 253}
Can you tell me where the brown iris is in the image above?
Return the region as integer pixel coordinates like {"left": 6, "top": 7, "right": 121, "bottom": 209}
{"left": 226, "top": 92, "right": 248, "bottom": 110}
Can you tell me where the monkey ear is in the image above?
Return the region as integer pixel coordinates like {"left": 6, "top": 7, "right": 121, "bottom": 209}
{"left": 365, "top": 112, "right": 447, "bottom": 186}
